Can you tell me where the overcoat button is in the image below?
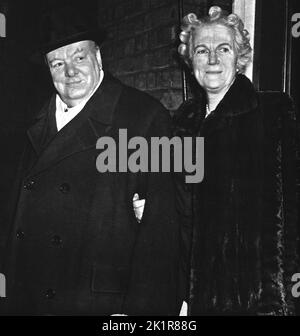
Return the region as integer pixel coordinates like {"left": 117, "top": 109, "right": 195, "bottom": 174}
{"left": 45, "top": 289, "right": 56, "bottom": 299}
{"left": 59, "top": 183, "right": 70, "bottom": 193}
{"left": 24, "top": 180, "right": 35, "bottom": 190}
{"left": 16, "top": 230, "right": 25, "bottom": 239}
{"left": 51, "top": 235, "right": 62, "bottom": 246}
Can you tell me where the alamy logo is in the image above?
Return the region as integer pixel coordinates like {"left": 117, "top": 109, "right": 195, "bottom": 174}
{"left": 0, "top": 273, "right": 5, "bottom": 297}
{"left": 291, "top": 273, "right": 300, "bottom": 298}
{"left": 96, "top": 129, "right": 204, "bottom": 183}
{"left": 0, "top": 13, "right": 6, "bottom": 37}
{"left": 292, "top": 13, "right": 300, "bottom": 38}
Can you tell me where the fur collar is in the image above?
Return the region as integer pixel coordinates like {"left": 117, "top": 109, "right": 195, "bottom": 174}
{"left": 214, "top": 74, "right": 258, "bottom": 117}
{"left": 174, "top": 74, "right": 259, "bottom": 137}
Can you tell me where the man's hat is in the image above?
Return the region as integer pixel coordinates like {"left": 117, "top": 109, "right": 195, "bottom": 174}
{"left": 34, "top": 5, "right": 106, "bottom": 57}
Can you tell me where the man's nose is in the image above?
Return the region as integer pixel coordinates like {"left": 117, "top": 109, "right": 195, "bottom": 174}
{"left": 208, "top": 51, "right": 219, "bottom": 65}
{"left": 65, "top": 63, "right": 78, "bottom": 77}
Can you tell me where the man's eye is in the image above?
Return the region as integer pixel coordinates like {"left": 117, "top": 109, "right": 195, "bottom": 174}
{"left": 76, "top": 56, "right": 85, "bottom": 62}
{"left": 52, "top": 62, "right": 63, "bottom": 69}
{"left": 218, "top": 47, "right": 230, "bottom": 53}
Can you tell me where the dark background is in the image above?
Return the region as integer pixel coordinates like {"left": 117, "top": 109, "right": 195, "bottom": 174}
{"left": 0, "top": 0, "right": 298, "bottom": 111}
{"left": 0, "top": 0, "right": 299, "bottom": 313}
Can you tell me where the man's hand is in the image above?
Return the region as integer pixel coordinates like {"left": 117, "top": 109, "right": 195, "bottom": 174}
{"left": 133, "top": 193, "right": 145, "bottom": 223}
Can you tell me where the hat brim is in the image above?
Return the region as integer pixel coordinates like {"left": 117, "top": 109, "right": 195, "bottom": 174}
{"left": 30, "top": 28, "right": 106, "bottom": 64}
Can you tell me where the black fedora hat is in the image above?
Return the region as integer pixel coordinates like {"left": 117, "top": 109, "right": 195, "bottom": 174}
{"left": 32, "top": 5, "right": 106, "bottom": 59}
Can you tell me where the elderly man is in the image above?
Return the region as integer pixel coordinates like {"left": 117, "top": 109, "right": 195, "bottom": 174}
{"left": 0, "top": 6, "right": 180, "bottom": 315}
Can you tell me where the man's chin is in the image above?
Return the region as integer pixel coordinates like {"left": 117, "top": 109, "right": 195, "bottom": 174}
{"left": 60, "top": 93, "right": 87, "bottom": 107}
{"left": 64, "top": 91, "right": 87, "bottom": 101}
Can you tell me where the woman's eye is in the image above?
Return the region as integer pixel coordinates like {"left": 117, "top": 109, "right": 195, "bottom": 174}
{"left": 196, "top": 48, "right": 208, "bottom": 55}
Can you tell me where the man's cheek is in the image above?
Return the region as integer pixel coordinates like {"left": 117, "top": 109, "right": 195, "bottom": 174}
{"left": 55, "top": 82, "right": 65, "bottom": 94}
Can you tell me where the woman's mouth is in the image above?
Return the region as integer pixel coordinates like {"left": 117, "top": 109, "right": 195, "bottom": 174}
{"left": 206, "top": 71, "right": 222, "bottom": 74}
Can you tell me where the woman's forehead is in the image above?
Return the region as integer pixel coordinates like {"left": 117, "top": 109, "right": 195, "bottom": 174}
{"left": 193, "top": 24, "right": 234, "bottom": 45}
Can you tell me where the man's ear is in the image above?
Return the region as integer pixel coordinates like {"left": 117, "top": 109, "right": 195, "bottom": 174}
{"left": 44, "top": 55, "right": 50, "bottom": 68}
{"left": 95, "top": 46, "right": 102, "bottom": 69}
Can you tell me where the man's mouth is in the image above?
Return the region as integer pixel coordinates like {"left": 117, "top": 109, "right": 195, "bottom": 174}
{"left": 66, "top": 80, "right": 83, "bottom": 86}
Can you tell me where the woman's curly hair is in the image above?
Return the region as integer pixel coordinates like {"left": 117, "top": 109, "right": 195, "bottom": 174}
{"left": 178, "top": 6, "right": 252, "bottom": 74}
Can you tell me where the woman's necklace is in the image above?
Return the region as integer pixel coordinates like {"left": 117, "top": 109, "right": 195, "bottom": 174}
{"left": 206, "top": 104, "right": 211, "bottom": 117}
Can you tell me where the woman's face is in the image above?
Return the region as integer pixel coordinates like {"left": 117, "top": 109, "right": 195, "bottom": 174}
{"left": 191, "top": 23, "right": 238, "bottom": 95}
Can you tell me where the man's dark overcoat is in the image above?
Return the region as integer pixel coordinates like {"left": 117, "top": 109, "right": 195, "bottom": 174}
{"left": 1, "top": 73, "right": 180, "bottom": 315}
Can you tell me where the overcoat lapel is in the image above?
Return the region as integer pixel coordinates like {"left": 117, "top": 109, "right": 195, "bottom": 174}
{"left": 26, "top": 74, "right": 123, "bottom": 176}
{"left": 27, "top": 96, "right": 56, "bottom": 155}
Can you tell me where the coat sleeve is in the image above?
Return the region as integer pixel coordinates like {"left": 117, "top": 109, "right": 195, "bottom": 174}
{"left": 171, "top": 100, "right": 202, "bottom": 304}
{"left": 122, "top": 105, "right": 181, "bottom": 315}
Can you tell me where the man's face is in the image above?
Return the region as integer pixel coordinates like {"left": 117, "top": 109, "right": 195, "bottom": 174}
{"left": 192, "top": 24, "right": 238, "bottom": 95}
{"left": 46, "top": 40, "right": 102, "bottom": 107}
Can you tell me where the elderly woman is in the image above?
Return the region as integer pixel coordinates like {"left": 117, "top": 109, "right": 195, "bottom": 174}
{"left": 175, "top": 6, "right": 298, "bottom": 315}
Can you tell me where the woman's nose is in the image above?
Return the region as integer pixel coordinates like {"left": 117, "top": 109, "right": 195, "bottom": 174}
{"left": 208, "top": 51, "right": 219, "bottom": 65}
{"left": 65, "top": 63, "right": 78, "bottom": 77}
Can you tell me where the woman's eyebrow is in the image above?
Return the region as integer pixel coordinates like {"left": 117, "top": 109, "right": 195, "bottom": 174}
{"left": 193, "top": 42, "right": 233, "bottom": 52}
{"left": 216, "top": 43, "right": 233, "bottom": 49}
{"left": 193, "top": 44, "right": 207, "bottom": 51}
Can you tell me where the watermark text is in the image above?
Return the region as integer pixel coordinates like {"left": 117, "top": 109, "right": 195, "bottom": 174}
{"left": 292, "top": 13, "right": 300, "bottom": 38}
{"left": 96, "top": 129, "right": 204, "bottom": 183}
{"left": 0, "top": 13, "right": 6, "bottom": 37}
{"left": 292, "top": 273, "right": 300, "bottom": 298}
{"left": 0, "top": 273, "right": 6, "bottom": 297}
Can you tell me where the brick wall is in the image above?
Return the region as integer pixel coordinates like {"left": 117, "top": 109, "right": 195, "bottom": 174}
{"left": 98, "top": 0, "right": 183, "bottom": 111}
{"left": 97, "top": 0, "right": 232, "bottom": 111}
{"left": 183, "top": 0, "right": 232, "bottom": 19}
